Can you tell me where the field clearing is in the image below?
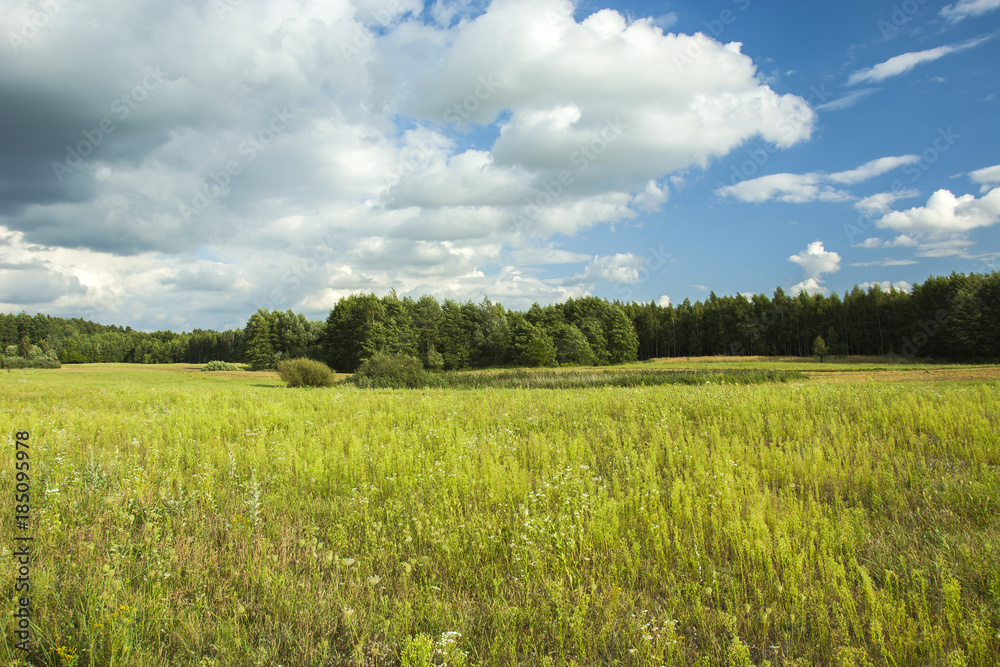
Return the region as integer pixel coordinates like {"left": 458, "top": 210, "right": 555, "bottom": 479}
{"left": 2, "top": 362, "right": 999, "bottom": 666}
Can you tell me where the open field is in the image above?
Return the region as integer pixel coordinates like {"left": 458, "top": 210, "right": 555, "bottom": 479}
{"left": 2, "top": 362, "right": 999, "bottom": 666}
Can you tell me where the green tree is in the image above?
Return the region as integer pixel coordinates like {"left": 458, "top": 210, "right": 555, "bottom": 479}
{"left": 243, "top": 311, "right": 276, "bottom": 370}
{"left": 552, "top": 323, "right": 596, "bottom": 366}
{"left": 506, "top": 313, "right": 556, "bottom": 367}
{"left": 604, "top": 305, "right": 639, "bottom": 364}
{"left": 812, "top": 334, "right": 829, "bottom": 362}
{"left": 320, "top": 294, "right": 389, "bottom": 372}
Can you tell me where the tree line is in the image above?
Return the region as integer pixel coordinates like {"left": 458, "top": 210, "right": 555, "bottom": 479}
{"left": 3, "top": 271, "right": 997, "bottom": 370}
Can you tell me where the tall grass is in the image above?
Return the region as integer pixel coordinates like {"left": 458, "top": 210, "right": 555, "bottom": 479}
{"left": 1, "top": 365, "right": 998, "bottom": 665}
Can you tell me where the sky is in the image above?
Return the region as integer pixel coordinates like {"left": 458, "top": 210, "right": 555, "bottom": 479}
{"left": 1, "top": 0, "right": 998, "bottom": 332}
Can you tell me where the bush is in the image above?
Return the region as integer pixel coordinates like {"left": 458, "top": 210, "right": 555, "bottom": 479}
{"left": 201, "top": 360, "right": 241, "bottom": 372}
{"left": 276, "top": 358, "right": 336, "bottom": 388}
{"left": 352, "top": 353, "right": 429, "bottom": 389}
{"left": 2, "top": 352, "right": 60, "bottom": 369}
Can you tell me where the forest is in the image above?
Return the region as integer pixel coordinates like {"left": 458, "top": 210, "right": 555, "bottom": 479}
{"left": 2, "top": 270, "right": 998, "bottom": 371}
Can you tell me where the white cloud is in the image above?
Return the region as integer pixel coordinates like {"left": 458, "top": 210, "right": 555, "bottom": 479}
{"left": 790, "top": 277, "right": 826, "bottom": 296}
{"left": 847, "top": 38, "right": 990, "bottom": 86}
{"left": 403, "top": 0, "right": 815, "bottom": 187}
{"left": 858, "top": 280, "right": 913, "bottom": 292}
{"left": 789, "top": 241, "right": 841, "bottom": 280}
{"left": 576, "top": 253, "right": 646, "bottom": 284}
{"left": 969, "top": 164, "right": 1000, "bottom": 193}
{"left": 815, "top": 88, "right": 878, "bottom": 112}
{"left": 877, "top": 188, "right": 1000, "bottom": 234}
{"left": 828, "top": 156, "right": 919, "bottom": 185}
{"left": 853, "top": 235, "right": 919, "bottom": 249}
{"left": 849, "top": 259, "right": 919, "bottom": 267}
{"left": 717, "top": 155, "right": 917, "bottom": 204}
{"left": 716, "top": 173, "right": 851, "bottom": 204}
{"left": 854, "top": 189, "right": 921, "bottom": 215}
{"left": 941, "top": 0, "right": 1000, "bottom": 23}
{"left": 0, "top": 0, "right": 825, "bottom": 327}
{"left": 657, "top": 294, "right": 671, "bottom": 307}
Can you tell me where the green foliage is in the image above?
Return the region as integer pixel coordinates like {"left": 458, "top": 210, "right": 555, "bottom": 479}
{"left": 400, "top": 634, "right": 434, "bottom": 667}
{"left": 506, "top": 313, "right": 556, "bottom": 367}
{"left": 321, "top": 293, "right": 409, "bottom": 372}
{"left": 275, "top": 358, "right": 336, "bottom": 387}
{"left": 201, "top": 360, "right": 241, "bottom": 372}
{"left": 553, "top": 323, "right": 597, "bottom": 366}
{"left": 425, "top": 345, "right": 445, "bottom": 370}
{"left": 432, "top": 367, "right": 803, "bottom": 390}
{"left": 352, "top": 352, "right": 429, "bottom": 388}
{"left": 812, "top": 334, "right": 829, "bottom": 361}
{"left": 726, "top": 637, "right": 753, "bottom": 667}
{"left": 242, "top": 311, "right": 276, "bottom": 370}
{"left": 603, "top": 304, "right": 639, "bottom": 363}
{"left": 2, "top": 348, "right": 61, "bottom": 369}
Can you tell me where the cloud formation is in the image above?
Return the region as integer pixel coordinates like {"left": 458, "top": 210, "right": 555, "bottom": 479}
{"left": 788, "top": 241, "right": 841, "bottom": 295}
{"left": 877, "top": 188, "right": 1000, "bottom": 234}
{"left": 847, "top": 38, "right": 989, "bottom": 86}
{"left": 0, "top": 0, "right": 819, "bottom": 327}
{"left": 716, "top": 156, "right": 917, "bottom": 204}
{"left": 940, "top": 0, "right": 1000, "bottom": 23}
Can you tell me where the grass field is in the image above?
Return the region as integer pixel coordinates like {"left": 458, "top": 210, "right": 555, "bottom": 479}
{"left": 2, "top": 362, "right": 999, "bottom": 666}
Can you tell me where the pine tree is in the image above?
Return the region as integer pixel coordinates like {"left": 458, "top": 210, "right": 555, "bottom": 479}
{"left": 243, "top": 312, "right": 276, "bottom": 370}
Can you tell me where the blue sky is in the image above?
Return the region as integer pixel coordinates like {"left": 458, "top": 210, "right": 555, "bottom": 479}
{"left": 1, "top": 0, "right": 998, "bottom": 331}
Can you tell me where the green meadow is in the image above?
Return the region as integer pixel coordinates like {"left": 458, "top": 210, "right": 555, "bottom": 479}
{"left": 2, "top": 363, "right": 999, "bottom": 666}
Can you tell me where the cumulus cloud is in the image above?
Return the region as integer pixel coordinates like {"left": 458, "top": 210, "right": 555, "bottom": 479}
{"left": 940, "top": 0, "right": 1000, "bottom": 23}
{"left": 877, "top": 188, "right": 1000, "bottom": 234}
{"left": 857, "top": 280, "right": 913, "bottom": 292}
{"left": 969, "top": 164, "right": 1000, "bottom": 193}
{"left": 789, "top": 277, "right": 826, "bottom": 296}
{"left": 789, "top": 241, "right": 841, "bottom": 280}
{"left": 574, "top": 253, "right": 646, "bottom": 284}
{"left": 0, "top": 0, "right": 821, "bottom": 328}
{"left": 847, "top": 38, "right": 990, "bottom": 86}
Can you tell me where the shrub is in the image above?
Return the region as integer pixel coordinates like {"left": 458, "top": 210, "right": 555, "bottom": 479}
{"left": 2, "top": 352, "right": 60, "bottom": 369}
{"left": 201, "top": 360, "right": 241, "bottom": 372}
{"left": 276, "top": 358, "right": 336, "bottom": 388}
{"left": 352, "top": 353, "right": 429, "bottom": 389}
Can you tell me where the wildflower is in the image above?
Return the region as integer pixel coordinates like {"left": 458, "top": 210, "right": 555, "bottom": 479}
{"left": 342, "top": 558, "right": 356, "bottom": 566}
